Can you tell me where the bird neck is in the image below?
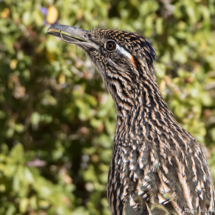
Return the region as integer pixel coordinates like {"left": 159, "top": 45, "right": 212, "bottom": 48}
{"left": 110, "top": 66, "right": 179, "bottom": 143}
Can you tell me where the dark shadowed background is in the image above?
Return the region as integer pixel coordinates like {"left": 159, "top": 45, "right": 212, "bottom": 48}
{"left": 0, "top": 0, "right": 215, "bottom": 214}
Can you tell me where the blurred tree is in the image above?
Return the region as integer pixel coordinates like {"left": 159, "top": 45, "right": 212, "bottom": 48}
{"left": 0, "top": 0, "right": 215, "bottom": 214}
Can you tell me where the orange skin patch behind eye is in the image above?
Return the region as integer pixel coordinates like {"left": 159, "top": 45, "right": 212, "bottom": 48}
{"left": 130, "top": 56, "right": 137, "bottom": 69}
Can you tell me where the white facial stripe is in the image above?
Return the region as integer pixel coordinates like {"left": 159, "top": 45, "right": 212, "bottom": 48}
{"left": 116, "top": 44, "right": 131, "bottom": 59}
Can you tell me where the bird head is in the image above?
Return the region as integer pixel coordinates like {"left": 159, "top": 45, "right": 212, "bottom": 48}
{"left": 48, "top": 25, "right": 156, "bottom": 111}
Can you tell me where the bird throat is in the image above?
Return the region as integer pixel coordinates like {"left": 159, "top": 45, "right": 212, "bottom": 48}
{"left": 110, "top": 67, "right": 175, "bottom": 145}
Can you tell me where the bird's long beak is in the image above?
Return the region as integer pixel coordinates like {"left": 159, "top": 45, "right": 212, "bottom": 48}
{"left": 47, "top": 24, "right": 98, "bottom": 50}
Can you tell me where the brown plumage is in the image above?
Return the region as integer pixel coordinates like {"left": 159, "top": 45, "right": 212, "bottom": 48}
{"left": 48, "top": 25, "right": 215, "bottom": 215}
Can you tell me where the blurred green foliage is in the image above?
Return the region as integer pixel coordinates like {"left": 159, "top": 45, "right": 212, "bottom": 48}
{"left": 0, "top": 0, "right": 215, "bottom": 214}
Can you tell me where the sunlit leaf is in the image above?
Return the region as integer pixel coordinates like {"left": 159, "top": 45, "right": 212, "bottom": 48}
{"left": 47, "top": 6, "right": 58, "bottom": 24}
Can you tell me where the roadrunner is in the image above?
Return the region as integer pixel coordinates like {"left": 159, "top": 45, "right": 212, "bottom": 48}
{"left": 48, "top": 25, "right": 215, "bottom": 215}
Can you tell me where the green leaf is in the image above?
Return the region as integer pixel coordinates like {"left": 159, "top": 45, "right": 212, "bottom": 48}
{"left": 9, "top": 144, "right": 24, "bottom": 162}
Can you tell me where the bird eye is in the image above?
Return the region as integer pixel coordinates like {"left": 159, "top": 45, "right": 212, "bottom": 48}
{"left": 105, "top": 40, "right": 117, "bottom": 52}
